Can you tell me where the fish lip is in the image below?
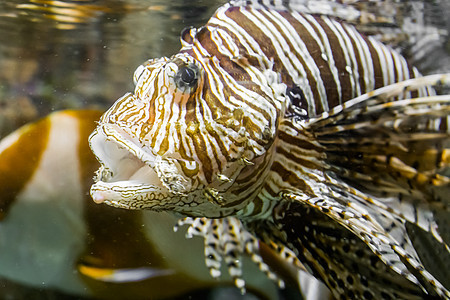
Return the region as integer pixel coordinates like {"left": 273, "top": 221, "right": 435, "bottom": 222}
{"left": 89, "top": 123, "right": 157, "bottom": 170}
{"left": 88, "top": 123, "right": 169, "bottom": 206}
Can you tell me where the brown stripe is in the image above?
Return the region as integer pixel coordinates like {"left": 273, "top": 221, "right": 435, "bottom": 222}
{"left": 187, "top": 124, "right": 214, "bottom": 183}
{"left": 204, "top": 120, "right": 232, "bottom": 163}
{"left": 0, "top": 116, "right": 50, "bottom": 219}
{"left": 366, "top": 39, "right": 386, "bottom": 90}
{"left": 278, "top": 125, "right": 324, "bottom": 152}
{"left": 316, "top": 16, "right": 354, "bottom": 103}
{"left": 223, "top": 7, "right": 296, "bottom": 89}
{"left": 262, "top": 184, "right": 278, "bottom": 198}
{"left": 276, "top": 146, "right": 322, "bottom": 170}
{"left": 271, "top": 161, "right": 314, "bottom": 196}
{"left": 251, "top": 195, "right": 264, "bottom": 216}
{"left": 261, "top": 10, "right": 324, "bottom": 114}
{"left": 342, "top": 24, "right": 366, "bottom": 93}
{"left": 288, "top": 13, "right": 341, "bottom": 110}
{"left": 204, "top": 57, "right": 275, "bottom": 124}
{"left": 233, "top": 152, "right": 273, "bottom": 195}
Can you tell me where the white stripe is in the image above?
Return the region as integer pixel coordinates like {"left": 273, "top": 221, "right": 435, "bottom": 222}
{"left": 0, "top": 126, "right": 22, "bottom": 154}
{"left": 344, "top": 23, "right": 375, "bottom": 92}
{"left": 241, "top": 8, "right": 316, "bottom": 115}
{"left": 327, "top": 18, "right": 361, "bottom": 97}
{"left": 205, "top": 56, "right": 277, "bottom": 131}
{"left": 210, "top": 7, "right": 269, "bottom": 69}
{"left": 151, "top": 75, "right": 175, "bottom": 154}
{"left": 369, "top": 36, "right": 390, "bottom": 87}
{"left": 301, "top": 13, "right": 342, "bottom": 105}
{"left": 379, "top": 41, "right": 395, "bottom": 85}
{"left": 211, "top": 27, "right": 240, "bottom": 58}
{"left": 19, "top": 113, "right": 84, "bottom": 203}
{"left": 267, "top": 10, "right": 329, "bottom": 112}
{"left": 322, "top": 16, "right": 358, "bottom": 99}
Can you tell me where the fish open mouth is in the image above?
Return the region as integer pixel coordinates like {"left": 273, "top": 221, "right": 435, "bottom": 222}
{"left": 88, "top": 124, "right": 169, "bottom": 209}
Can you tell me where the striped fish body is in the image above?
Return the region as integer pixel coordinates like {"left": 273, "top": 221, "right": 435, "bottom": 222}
{"left": 88, "top": 1, "right": 450, "bottom": 299}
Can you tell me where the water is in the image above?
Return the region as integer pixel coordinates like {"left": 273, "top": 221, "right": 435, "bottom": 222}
{"left": 0, "top": 0, "right": 223, "bottom": 138}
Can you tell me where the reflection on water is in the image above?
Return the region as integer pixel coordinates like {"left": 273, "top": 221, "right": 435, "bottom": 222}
{"left": 0, "top": 0, "right": 223, "bottom": 138}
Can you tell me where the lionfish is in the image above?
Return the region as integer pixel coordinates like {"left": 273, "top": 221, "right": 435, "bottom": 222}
{"left": 88, "top": 0, "right": 450, "bottom": 299}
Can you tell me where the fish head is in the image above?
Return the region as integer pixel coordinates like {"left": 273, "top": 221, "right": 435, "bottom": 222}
{"left": 89, "top": 51, "right": 288, "bottom": 217}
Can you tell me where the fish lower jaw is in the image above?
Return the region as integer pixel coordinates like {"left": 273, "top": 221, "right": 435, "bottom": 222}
{"left": 90, "top": 180, "right": 169, "bottom": 209}
{"left": 89, "top": 122, "right": 174, "bottom": 208}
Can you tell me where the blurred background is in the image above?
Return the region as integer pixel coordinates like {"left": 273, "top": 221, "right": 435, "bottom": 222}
{"left": 0, "top": 0, "right": 224, "bottom": 139}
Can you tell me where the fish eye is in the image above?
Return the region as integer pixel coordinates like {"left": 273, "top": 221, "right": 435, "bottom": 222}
{"left": 175, "top": 65, "right": 199, "bottom": 88}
